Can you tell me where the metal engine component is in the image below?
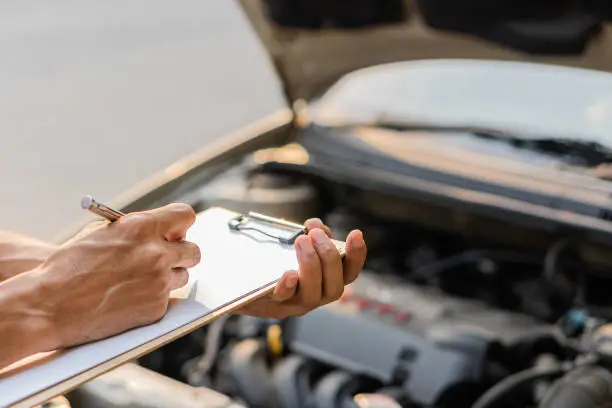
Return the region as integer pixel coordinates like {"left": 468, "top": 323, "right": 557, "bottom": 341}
{"left": 36, "top": 396, "right": 71, "bottom": 408}
{"left": 353, "top": 394, "right": 404, "bottom": 408}
{"left": 134, "top": 160, "right": 612, "bottom": 408}
{"left": 272, "top": 355, "right": 321, "bottom": 408}
{"left": 66, "top": 363, "right": 245, "bottom": 408}
{"left": 283, "top": 272, "right": 560, "bottom": 406}
{"left": 223, "top": 339, "right": 280, "bottom": 408}
{"left": 312, "top": 370, "right": 374, "bottom": 408}
{"left": 590, "top": 323, "right": 612, "bottom": 361}
{"left": 538, "top": 366, "right": 612, "bottom": 408}
{"left": 189, "top": 155, "right": 319, "bottom": 223}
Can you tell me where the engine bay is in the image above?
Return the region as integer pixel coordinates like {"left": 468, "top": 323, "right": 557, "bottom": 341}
{"left": 88, "top": 141, "right": 609, "bottom": 408}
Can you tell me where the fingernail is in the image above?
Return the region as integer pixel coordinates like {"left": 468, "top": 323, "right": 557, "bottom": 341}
{"left": 194, "top": 246, "right": 202, "bottom": 264}
{"left": 295, "top": 235, "right": 307, "bottom": 250}
{"left": 310, "top": 228, "right": 328, "bottom": 245}
{"left": 352, "top": 230, "right": 365, "bottom": 247}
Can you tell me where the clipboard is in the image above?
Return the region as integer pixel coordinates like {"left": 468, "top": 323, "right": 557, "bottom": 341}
{"left": 0, "top": 207, "right": 345, "bottom": 408}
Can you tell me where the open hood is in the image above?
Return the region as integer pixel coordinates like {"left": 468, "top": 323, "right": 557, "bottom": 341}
{"left": 239, "top": 0, "right": 612, "bottom": 103}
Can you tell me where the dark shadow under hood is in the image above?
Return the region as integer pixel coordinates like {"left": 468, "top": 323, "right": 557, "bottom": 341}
{"left": 239, "top": 0, "right": 612, "bottom": 103}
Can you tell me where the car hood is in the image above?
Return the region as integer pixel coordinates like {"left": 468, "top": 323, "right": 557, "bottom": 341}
{"left": 239, "top": 0, "right": 612, "bottom": 103}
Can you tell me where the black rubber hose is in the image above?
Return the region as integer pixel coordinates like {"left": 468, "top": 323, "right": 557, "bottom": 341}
{"left": 272, "top": 355, "right": 319, "bottom": 408}
{"left": 538, "top": 366, "right": 612, "bottom": 408}
{"left": 471, "top": 365, "right": 567, "bottom": 408}
{"left": 184, "top": 315, "right": 231, "bottom": 385}
{"left": 313, "top": 370, "right": 370, "bottom": 408}
{"left": 225, "top": 339, "right": 279, "bottom": 408}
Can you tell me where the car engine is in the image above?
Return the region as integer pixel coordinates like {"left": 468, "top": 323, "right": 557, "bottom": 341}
{"left": 70, "top": 145, "right": 612, "bottom": 408}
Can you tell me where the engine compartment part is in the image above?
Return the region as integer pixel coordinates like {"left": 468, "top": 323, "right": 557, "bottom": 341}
{"left": 186, "top": 160, "right": 320, "bottom": 225}
{"left": 353, "top": 394, "right": 404, "bottom": 408}
{"left": 538, "top": 366, "right": 612, "bottom": 408}
{"left": 132, "top": 145, "right": 612, "bottom": 408}
{"left": 585, "top": 0, "right": 612, "bottom": 19}
{"left": 36, "top": 396, "right": 71, "bottom": 408}
{"left": 416, "top": 0, "right": 603, "bottom": 55}
{"left": 66, "top": 363, "right": 246, "bottom": 408}
{"left": 261, "top": 0, "right": 408, "bottom": 29}
{"left": 260, "top": 0, "right": 605, "bottom": 55}
{"left": 283, "top": 272, "right": 561, "bottom": 406}
{"left": 471, "top": 364, "right": 568, "bottom": 408}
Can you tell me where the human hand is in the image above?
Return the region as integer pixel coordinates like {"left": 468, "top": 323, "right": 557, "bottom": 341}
{"left": 33, "top": 203, "right": 201, "bottom": 350}
{"left": 238, "top": 218, "right": 366, "bottom": 319}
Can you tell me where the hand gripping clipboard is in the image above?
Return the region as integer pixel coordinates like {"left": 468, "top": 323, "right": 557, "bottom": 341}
{"left": 0, "top": 207, "right": 346, "bottom": 408}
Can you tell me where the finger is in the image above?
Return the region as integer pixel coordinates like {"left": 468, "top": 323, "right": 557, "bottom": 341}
{"left": 270, "top": 271, "right": 299, "bottom": 302}
{"left": 148, "top": 203, "right": 197, "bottom": 241}
{"left": 167, "top": 241, "right": 201, "bottom": 269}
{"left": 294, "top": 235, "right": 323, "bottom": 309}
{"left": 343, "top": 230, "right": 367, "bottom": 284}
{"left": 168, "top": 267, "right": 189, "bottom": 291}
{"left": 309, "top": 228, "right": 344, "bottom": 302}
{"left": 304, "top": 218, "right": 332, "bottom": 238}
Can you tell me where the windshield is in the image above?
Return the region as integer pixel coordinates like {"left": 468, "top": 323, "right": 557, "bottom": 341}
{"left": 310, "top": 59, "right": 612, "bottom": 149}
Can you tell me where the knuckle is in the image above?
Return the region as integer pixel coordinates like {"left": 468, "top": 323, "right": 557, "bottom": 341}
{"left": 167, "top": 203, "right": 196, "bottom": 223}
{"left": 120, "top": 213, "right": 155, "bottom": 237}
{"left": 303, "top": 245, "right": 319, "bottom": 261}
{"left": 144, "top": 243, "right": 168, "bottom": 266}
{"left": 319, "top": 244, "right": 339, "bottom": 260}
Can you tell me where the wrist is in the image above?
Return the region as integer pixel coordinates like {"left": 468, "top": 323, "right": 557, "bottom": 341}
{"left": 0, "top": 267, "right": 60, "bottom": 367}
{"left": 0, "top": 242, "right": 58, "bottom": 282}
{"left": 23, "top": 266, "right": 62, "bottom": 351}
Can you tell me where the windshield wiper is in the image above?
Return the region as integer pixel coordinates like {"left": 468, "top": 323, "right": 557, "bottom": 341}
{"left": 322, "top": 118, "right": 612, "bottom": 167}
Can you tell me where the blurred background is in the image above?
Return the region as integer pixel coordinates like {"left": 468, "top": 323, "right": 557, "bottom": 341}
{"left": 7, "top": 3, "right": 612, "bottom": 408}
{"left": 0, "top": 1, "right": 286, "bottom": 241}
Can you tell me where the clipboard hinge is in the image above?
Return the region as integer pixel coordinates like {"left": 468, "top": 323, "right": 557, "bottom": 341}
{"left": 228, "top": 212, "right": 307, "bottom": 245}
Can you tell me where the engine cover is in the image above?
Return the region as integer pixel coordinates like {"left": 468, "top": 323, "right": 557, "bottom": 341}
{"left": 283, "top": 272, "right": 559, "bottom": 406}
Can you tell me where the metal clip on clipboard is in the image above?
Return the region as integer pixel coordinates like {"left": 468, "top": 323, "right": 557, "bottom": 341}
{"left": 228, "top": 212, "right": 307, "bottom": 245}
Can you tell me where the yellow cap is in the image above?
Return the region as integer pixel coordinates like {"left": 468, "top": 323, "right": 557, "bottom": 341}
{"left": 267, "top": 324, "right": 284, "bottom": 356}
